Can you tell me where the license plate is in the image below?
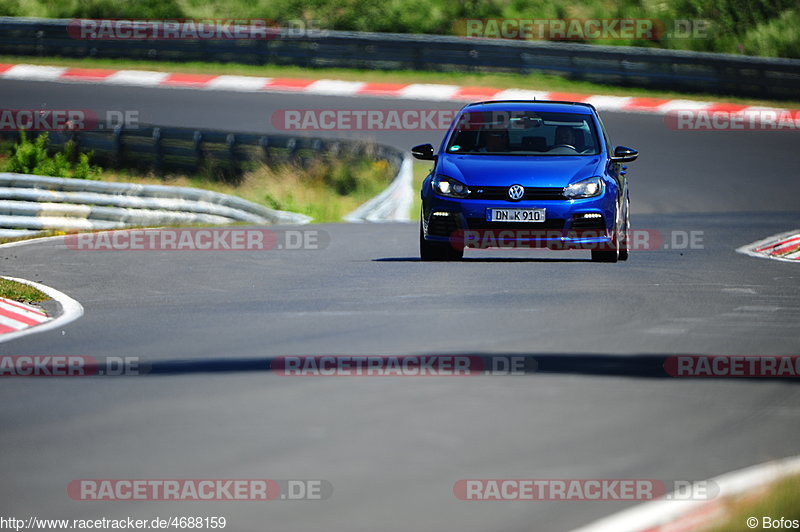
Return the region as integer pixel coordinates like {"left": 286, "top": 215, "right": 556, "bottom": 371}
{"left": 486, "top": 208, "right": 546, "bottom": 222}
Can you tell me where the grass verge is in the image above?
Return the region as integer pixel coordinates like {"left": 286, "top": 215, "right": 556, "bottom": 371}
{"left": 2, "top": 55, "right": 799, "bottom": 109}
{"left": 0, "top": 278, "right": 49, "bottom": 304}
{"left": 95, "top": 158, "right": 392, "bottom": 223}
{"left": 704, "top": 474, "right": 800, "bottom": 532}
{"left": 0, "top": 230, "right": 63, "bottom": 246}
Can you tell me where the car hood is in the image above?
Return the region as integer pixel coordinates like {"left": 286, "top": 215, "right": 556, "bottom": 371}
{"left": 437, "top": 154, "right": 603, "bottom": 188}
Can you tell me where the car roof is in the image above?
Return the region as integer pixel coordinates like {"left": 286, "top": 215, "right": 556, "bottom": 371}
{"left": 461, "top": 100, "right": 596, "bottom": 115}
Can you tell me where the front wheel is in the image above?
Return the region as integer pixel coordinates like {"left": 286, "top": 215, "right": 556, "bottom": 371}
{"left": 591, "top": 224, "right": 619, "bottom": 263}
{"left": 618, "top": 196, "right": 630, "bottom": 262}
{"left": 420, "top": 220, "right": 463, "bottom": 261}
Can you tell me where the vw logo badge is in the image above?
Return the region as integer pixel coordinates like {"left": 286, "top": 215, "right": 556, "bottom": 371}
{"left": 508, "top": 184, "right": 525, "bottom": 201}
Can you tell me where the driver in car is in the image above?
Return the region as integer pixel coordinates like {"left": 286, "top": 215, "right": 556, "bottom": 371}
{"left": 479, "top": 129, "right": 510, "bottom": 153}
{"left": 553, "top": 126, "right": 580, "bottom": 150}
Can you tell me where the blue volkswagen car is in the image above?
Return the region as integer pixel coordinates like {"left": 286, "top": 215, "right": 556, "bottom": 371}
{"left": 414, "top": 100, "right": 638, "bottom": 262}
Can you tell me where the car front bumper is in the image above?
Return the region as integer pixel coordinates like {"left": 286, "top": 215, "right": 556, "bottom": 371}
{"left": 422, "top": 194, "right": 617, "bottom": 250}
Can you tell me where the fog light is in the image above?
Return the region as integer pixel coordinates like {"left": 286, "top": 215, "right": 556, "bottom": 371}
{"left": 432, "top": 211, "right": 451, "bottom": 217}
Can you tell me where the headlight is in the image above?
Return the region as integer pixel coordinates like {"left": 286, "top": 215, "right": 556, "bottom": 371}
{"left": 564, "top": 176, "right": 605, "bottom": 199}
{"left": 432, "top": 175, "right": 470, "bottom": 198}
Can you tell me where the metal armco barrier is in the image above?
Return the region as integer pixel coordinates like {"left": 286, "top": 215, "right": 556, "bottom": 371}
{"left": 0, "top": 172, "right": 312, "bottom": 236}
{"left": 1, "top": 17, "right": 799, "bottom": 99}
{"left": 0, "top": 125, "right": 410, "bottom": 234}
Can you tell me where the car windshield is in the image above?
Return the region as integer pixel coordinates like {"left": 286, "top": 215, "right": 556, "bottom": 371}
{"left": 445, "top": 110, "right": 601, "bottom": 156}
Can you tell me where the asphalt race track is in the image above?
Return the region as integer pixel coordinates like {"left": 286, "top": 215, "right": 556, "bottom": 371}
{"left": 1, "top": 79, "right": 799, "bottom": 532}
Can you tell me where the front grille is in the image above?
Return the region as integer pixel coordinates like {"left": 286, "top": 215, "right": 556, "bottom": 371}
{"left": 466, "top": 218, "right": 565, "bottom": 232}
{"left": 468, "top": 186, "right": 566, "bottom": 201}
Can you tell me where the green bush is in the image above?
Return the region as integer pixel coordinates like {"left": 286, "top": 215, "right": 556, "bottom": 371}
{"left": 673, "top": 0, "right": 798, "bottom": 34}
{"left": 5, "top": 131, "right": 101, "bottom": 179}
{"left": 0, "top": 0, "right": 20, "bottom": 16}
{"left": 740, "top": 9, "right": 800, "bottom": 58}
{"left": 258, "top": 0, "right": 503, "bottom": 34}
{"left": 49, "top": 0, "right": 184, "bottom": 19}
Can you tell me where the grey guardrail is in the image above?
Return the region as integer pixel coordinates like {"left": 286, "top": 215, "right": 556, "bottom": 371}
{"left": 0, "top": 121, "right": 411, "bottom": 232}
{"left": 343, "top": 155, "right": 413, "bottom": 223}
{"left": 0, "top": 125, "right": 403, "bottom": 181}
{"left": 1, "top": 17, "right": 799, "bottom": 99}
{"left": 0, "top": 124, "right": 412, "bottom": 233}
{"left": 0, "top": 162, "right": 412, "bottom": 233}
{"left": 0, "top": 172, "right": 311, "bottom": 236}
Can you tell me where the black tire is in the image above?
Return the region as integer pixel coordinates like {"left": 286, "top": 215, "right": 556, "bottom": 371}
{"left": 420, "top": 221, "right": 463, "bottom": 261}
{"left": 591, "top": 224, "right": 619, "bottom": 263}
{"left": 618, "top": 196, "right": 630, "bottom": 262}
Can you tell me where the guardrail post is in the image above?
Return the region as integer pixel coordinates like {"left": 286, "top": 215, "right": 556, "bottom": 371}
{"left": 193, "top": 130, "right": 204, "bottom": 169}
{"left": 225, "top": 133, "right": 237, "bottom": 182}
{"left": 760, "top": 66, "right": 771, "bottom": 98}
{"left": 328, "top": 142, "right": 340, "bottom": 158}
{"left": 66, "top": 126, "right": 80, "bottom": 163}
{"left": 152, "top": 127, "right": 162, "bottom": 176}
{"left": 259, "top": 135, "right": 271, "bottom": 163}
{"left": 413, "top": 46, "right": 424, "bottom": 70}
{"left": 259, "top": 31, "right": 269, "bottom": 65}
{"left": 112, "top": 125, "right": 123, "bottom": 168}
{"left": 568, "top": 54, "right": 578, "bottom": 81}
{"left": 286, "top": 138, "right": 297, "bottom": 163}
{"left": 35, "top": 29, "right": 44, "bottom": 57}
{"left": 311, "top": 139, "right": 323, "bottom": 165}
{"left": 618, "top": 56, "right": 628, "bottom": 86}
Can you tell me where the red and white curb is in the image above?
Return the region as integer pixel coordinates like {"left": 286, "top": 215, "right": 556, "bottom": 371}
{"left": 0, "top": 296, "right": 48, "bottom": 334}
{"left": 0, "top": 63, "right": 794, "bottom": 116}
{"left": 737, "top": 230, "right": 800, "bottom": 262}
{"left": 0, "top": 276, "right": 83, "bottom": 343}
{"left": 571, "top": 455, "right": 800, "bottom": 532}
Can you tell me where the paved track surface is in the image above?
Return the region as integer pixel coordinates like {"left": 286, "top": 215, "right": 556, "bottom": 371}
{"left": 1, "top": 79, "right": 799, "bottom": 532}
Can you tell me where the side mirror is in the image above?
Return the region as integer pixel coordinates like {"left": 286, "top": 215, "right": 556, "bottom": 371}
{"left": 611, "top": 146, "right": 638, "bottom": 163}
{"left": 411, "top": 143, "right": 435, "bottom": 161}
